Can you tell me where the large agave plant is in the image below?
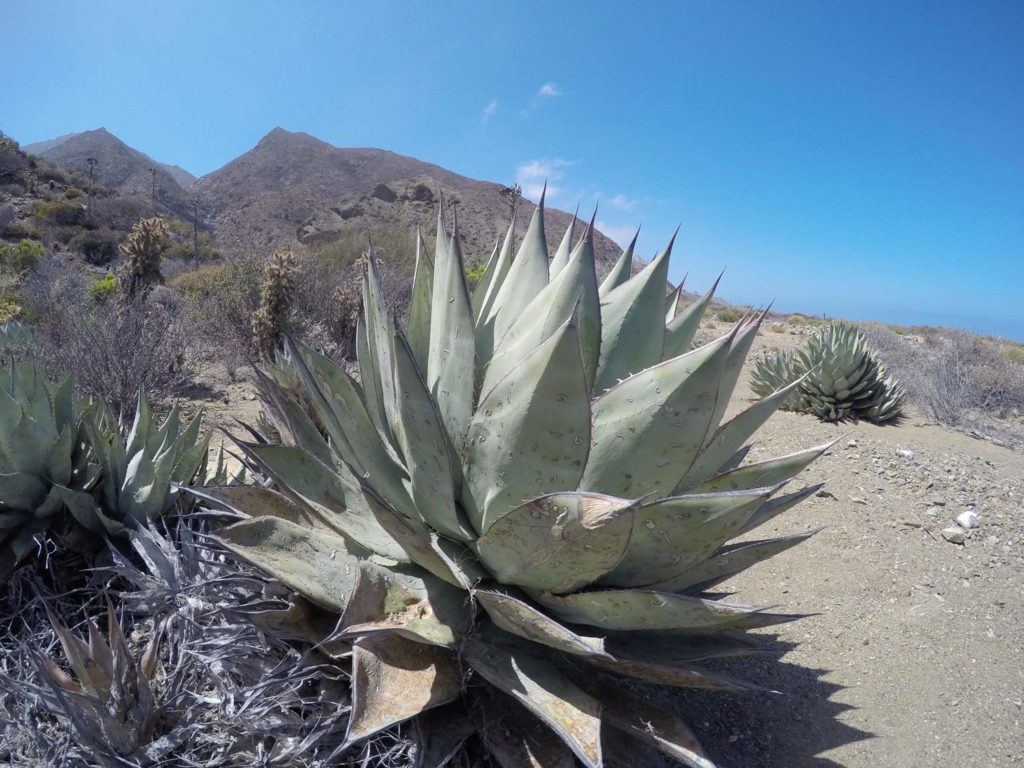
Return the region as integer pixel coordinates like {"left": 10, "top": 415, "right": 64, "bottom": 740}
{"left": 751, "top": 322, "right": 905, "bottom": 423}
{"left": 0, "top": 362, "right": 96, "bottom": 582}
{"left": 200, "top": 197, "right": 829, "bottom": 767}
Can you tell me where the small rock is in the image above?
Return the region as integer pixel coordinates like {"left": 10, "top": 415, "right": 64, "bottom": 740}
{"left": 897, "top": 448, "right": 915, "bottom": 460}
{"left": 927, "top": 494, "right": 947, "bottom": 506}
{"left": 815, "top": 489, "right": 836, "bottom": 499}
{"left": 925, "top": 507, "right": 939, "bottom": 518}
{"left": 956, "top": 510, "right": 979, "bottom": 529}
{"left": 846, "top": 439, "right": 858, "bottom": 448}
{"left": 851, "top": 496, "right": 868, "bottom": 506}
{"left": 941, "top": 526, "right": 967, "bottom": 545}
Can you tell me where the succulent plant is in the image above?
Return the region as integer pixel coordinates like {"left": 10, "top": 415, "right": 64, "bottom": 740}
{"left": 77, "top": 394, "right": 210, "bottom": 533}
{"left": 0, "top": 361, "right": 96, "bottom": 582}
{"left": 0, "top": 371, "right": 217, "bottom": 585}
{"left": 201, "top": 197, "right": 828, "bottom": 767}
{"left": 117, "top": 216, "right": 169, "bottom": 301}
{"left": 35, "top": 595, "right": 162, "bottom": 760}
{"left": 0, "top": 319, "right": 33, "bottom": 360}
{"left": 749, "top": 348, "right": 801, "bottom": 409}
{"left": 752, "top": 323, "right": 905, "bottom": 423}
{"left": 252, "top": 250, "right": 299, "bottom": 360}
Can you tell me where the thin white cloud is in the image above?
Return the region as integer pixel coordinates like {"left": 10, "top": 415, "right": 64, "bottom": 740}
{"left": 609, "top": 193, "right": 636, "bottom": 211}
{"left": 596, "top": 220, "right": 638, "bottom": 248}
{"left": 482, "top": 99, "right": 498, "bottom": 122}
{"left": 537, "top": 81, "right": 562, "bottom": 98}
{"left": 514, "top": 158, "right": 571, "bottom": 201}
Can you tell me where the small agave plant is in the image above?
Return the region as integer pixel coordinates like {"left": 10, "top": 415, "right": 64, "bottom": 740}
{"left": 197, "top": 195, "right": 830, "bottom": 767}
{"left": 69, "top": 394, "right": 211, "bottom": 533}
{"left": 0, "top": 365, "right": 220, "bottom": 585}
{"left": 35, "top": 595, "right": 162, "bottom": 761}
{"left": 751, "top": 322, "right": 905, "bottom": 423}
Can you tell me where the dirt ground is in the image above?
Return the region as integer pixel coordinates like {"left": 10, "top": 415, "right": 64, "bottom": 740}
{"left": 187, "top": 323, "right": 1024, "bottom": 768}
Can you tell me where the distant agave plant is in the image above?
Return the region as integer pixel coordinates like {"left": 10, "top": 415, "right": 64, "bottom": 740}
{"left": 198, "top": 195, "right": 829, "bottom": 767}
{"left": 751, "top": 323, "right": 905, "bottom": 423}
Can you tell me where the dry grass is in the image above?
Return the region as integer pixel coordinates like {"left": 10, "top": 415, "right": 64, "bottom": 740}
{"left": 860, "top": 322, "right": 1024, "bottom": 447}
{"left": 0, "top": 519, "right": 379, "bottom": 766}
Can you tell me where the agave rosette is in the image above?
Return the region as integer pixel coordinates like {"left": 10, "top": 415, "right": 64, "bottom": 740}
{"left": 750, "top": 348, "right": 801, "bottom": 410}
{"left": 0, "top": 362, "right": 96, "bottom": 581}
{"left": 752, "top": 323, "right": 905, "bottom": 424}
{"left": 201, "top": 195, "right": 829, "bottom": 767}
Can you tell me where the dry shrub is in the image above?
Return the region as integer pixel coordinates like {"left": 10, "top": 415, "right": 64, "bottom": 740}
{"left": 0, "top": 521, "right": 354, "bottom": 766}
{"left": 179, "top": 230, "right": 416, "bottom": 369}
{"left": 860, "top": 323, "right": 1024, "bottom": 443}
{"left": 173, "top": 253, "right": 263, "bottom": 375}
{"left": 24, "top": 257, "right": 197, "bottom": 411}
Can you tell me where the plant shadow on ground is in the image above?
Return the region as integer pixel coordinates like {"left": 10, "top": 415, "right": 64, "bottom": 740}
{"left": 676, "top": 635, "right": 872, "bottom": 767}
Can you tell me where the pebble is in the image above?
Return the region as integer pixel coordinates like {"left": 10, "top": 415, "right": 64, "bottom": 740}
{"left": 955, "top": 510, "right": 980, "bottom": 529}
{"left": 851, "top": 496, "right": 868, "bottom": 506}
{"left": 941, "top": 526, "right": 967, "bottom": 545}
{"left": 897, "top": 448, "right": 915, "bottom": 460}
{"left": 927, "top": 494, "right": 948, "bottom": 507}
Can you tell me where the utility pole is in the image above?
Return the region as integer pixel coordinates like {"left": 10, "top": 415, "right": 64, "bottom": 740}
{"left": 149, "top": 167, "right": 156, "bottom": 211}
{"left": 86, "top": 157, "right": 97, "bottom": 221}
{"left": 191, "top": 193, "right": 200, "bottom": 270}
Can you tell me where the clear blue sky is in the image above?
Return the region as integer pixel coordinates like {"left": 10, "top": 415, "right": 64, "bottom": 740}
{"left": 4, "top": 1, "right": 1023, "bottom": 339}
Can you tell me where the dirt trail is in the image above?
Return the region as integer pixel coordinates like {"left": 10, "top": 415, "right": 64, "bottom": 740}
{"left": 190, "top": 326, "right": 1024, "bottom": 768}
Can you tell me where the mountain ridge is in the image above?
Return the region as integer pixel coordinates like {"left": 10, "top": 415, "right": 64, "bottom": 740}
{"left": 18, "top": 126, "right": 625, "bottom": 269}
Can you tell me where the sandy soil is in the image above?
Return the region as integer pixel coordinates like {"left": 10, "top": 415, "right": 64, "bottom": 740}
{"left": 187, "top": 324, "right": 1024, "bottom": 768}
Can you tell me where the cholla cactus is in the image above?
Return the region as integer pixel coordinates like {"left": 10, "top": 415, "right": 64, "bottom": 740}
{"left": 251, "top": 250, "right": 298, "bottom": 360}
{"left": 116, "top": 217, "right": 169, "bottom": 301}
{"left": 200, "top": 196, "right": 831, "bottom": 767}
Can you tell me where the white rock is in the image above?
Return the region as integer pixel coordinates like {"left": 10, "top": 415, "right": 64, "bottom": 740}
{"left": 941, "top": 526, "right": 966, "bottom": 545}
{"left": 955, "top": 510, "right": 979, "bottom": 529}
{"left": 896, "top": 448, "right": 914, "bottom": 460}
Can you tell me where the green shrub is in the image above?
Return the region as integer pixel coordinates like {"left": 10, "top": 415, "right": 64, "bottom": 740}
{"left": 788, "top": 313, "right": 823, "bottom": 327}
{"left": 715, "top": 306, "right": 746, "bottom": 323}
{"left": 0, "top": 239, "right": 44, "bottom": 273}
{"left": 0, "top": 221, "right": 41, "bottom": 240}
{"left": 169, "top": 264, "right": 233, "bottom": 302}
{"left": 64, "top": 187, "right": 84, "bottom": 200}
{"left": 33, "top": 199, "right": 86, "bottom": 227}
{"left": 86, "top": 272, "right": 116, "bottom": 303}
{"left": 69, "top": 229, "right": 121, "bottom": 265}
{"left": 464, "top": 260, "right": 486, "bottom": 287}
{"left": 1002, "top": 343, "right": 1024, "bottom": 366}
{"left": 165, "top": 233, "right": 221, "bottom": 264}
{"left": 0, "top": 295, "right": 23, "bottom": 322}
